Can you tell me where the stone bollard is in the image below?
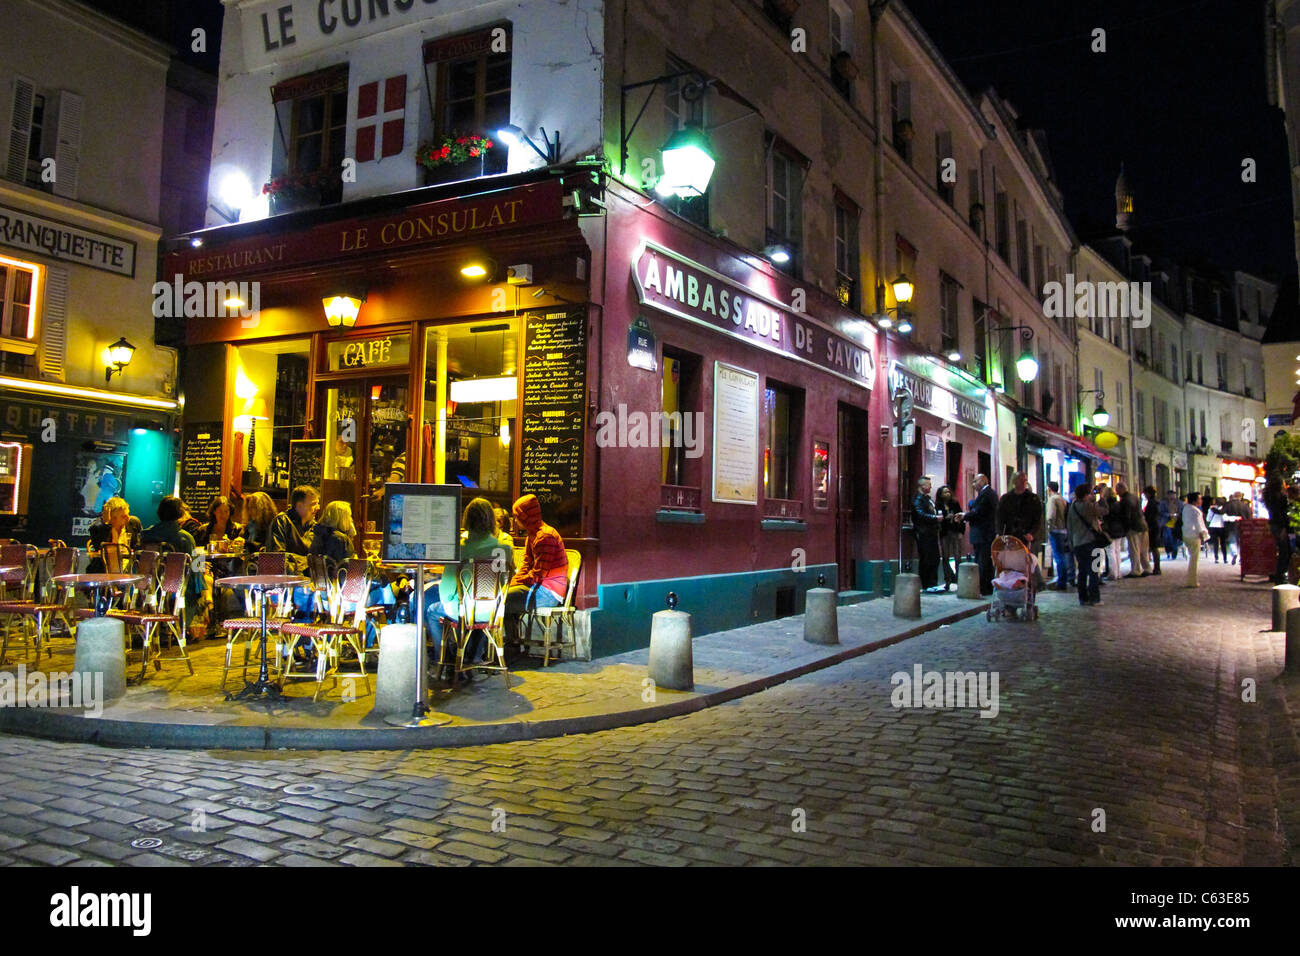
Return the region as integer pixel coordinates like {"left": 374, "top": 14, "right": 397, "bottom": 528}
{"left": 372, "top": 624, "right": 420, "bottom": 719}
{"left": 804, "top": 586, "right": 839, "bottom": 645}
{"left": 957, "top": 562, "right": 982, "bottom": 600}
{"left": 649, "top": 592, "right": 693, "bottom": 691}
{"left": 1289, "top": 607, "right": 1300, "bottom": 673}
{"left": 72, "top": 615, "right": 126, "bottom": 702}
{"left": 1273, "top": 585, "right": 1300, "bottom": 632}
{"left": 893, "top": 573, "right": 921, "bottom": 619}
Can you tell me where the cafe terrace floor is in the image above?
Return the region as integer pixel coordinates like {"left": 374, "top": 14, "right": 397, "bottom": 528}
{"left": 0, "top": 595, "right": 984, "bottom": 750}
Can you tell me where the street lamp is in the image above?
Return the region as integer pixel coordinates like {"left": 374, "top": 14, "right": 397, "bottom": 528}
{"left": 495, "top": 124, "right": 561, "bottom": 164}
{"left": 104, "top": 337, "right": 136, "bottom": 382}
{"left": 655, "top": 125, "right": 716, "bottom": 198}
{"left": 1079, "top": 388, "right": 1109, "bottom": 427}
{"left": 322, "top": 291, "right": 365, "bottom": 329}
{"left": 873, "top": 274, "right": 915, "bottom": 333}
{"left": 989, "top": 324, "right": 1038, "bottom": 383}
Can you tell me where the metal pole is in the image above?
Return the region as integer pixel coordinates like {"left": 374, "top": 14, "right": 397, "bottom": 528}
{"left": 412, "top": 563, "right": 427, "bottom": 719}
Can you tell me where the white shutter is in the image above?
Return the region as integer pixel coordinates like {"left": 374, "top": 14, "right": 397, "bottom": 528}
{"left": 51, "top": 90, "right": 82, "bottom": 199}
{"left": 39, "top": 266, "right": 68, "bottom": 382}
{"left": 6, "top": 76, "right": 35, "bottom": 183}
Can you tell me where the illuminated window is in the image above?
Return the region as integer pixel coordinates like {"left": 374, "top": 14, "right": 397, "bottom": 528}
{"left": 763, "top": 382, "right": 801, "bottom": 501}
{"left": 0, "top": 257, "right": 39, "bottom": 342}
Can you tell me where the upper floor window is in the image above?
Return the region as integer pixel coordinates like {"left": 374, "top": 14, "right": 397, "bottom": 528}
{"left": 270, "top": 65, "right": 348, "bottom": 204}
{"left": 939, "top": 272, "right": 959, "bottom": 354}
{"left": 833, "top": 191, "right": 860, "bottom": 311}
{"left": 5, "top": 79, "right": 82, "bottom": 199}
{"left": 829, "top": 1, "right": 855, "bottom": 100}
{"left": 424, "top": 25, "right": 512, "bottom": 181}
{"left": 0, "top": 257, "right": 38, "bottom": 345}
{"left": 935, "top": 130, "right": 954, "bottom": 206}
{"left": 889, "top": 78, "right": 912, "bottom": 163}
{"left": 994, "top": 183, "right": 1010, "bottom": 262}
{"left": 1015, "top": 213, "right": 1029, "bottom": 285}
{"left": 768, "top": 137, "right": 805, "bottom": 274}
{"left": 1216, "top": 351, "right": 1227, "bottom": 389}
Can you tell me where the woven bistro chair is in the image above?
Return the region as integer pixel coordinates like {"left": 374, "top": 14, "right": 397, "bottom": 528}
{"left": 278, "top": 558, "right": 372, "bottom": 701}
{"left": 111, "top": 551, "right": 194, "bottom": 681}
{"left": 517, "top": 549, "right": 582, "bottom": 666}
{"left": 219, "top": 552, "right": 292, "bottom": 692}
{"left": 439, "top": 559, "right": 509, "bottom": 689}
{"left": 0, "top": 545, "right": 67, "bottom": 667}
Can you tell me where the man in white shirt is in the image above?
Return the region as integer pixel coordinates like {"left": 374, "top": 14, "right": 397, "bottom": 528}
{"left": 1182, "top": 492, "right": 1210, "bottom": 588}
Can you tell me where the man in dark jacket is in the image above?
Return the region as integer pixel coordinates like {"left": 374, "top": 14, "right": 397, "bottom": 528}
{"left": 964, "top": 473, "right": 998, "bottom": 596}
{"left": 269, "top": 485, "right": 318, "bottom": 573}
{"left": 996, "top": 471, "right": 1044, "bottom": 546}
{"left": 912, "top": 476, "right": 942, "bottom": 592}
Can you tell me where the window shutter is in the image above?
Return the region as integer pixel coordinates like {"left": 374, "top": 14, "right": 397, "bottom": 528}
{"left": 6, "top": 76, "right": 35, "bottom": 183}
{"left": 51, "top": 90, "right": 82, "bottom": 199}
{"left": 39, "top": 265, "right": 68, "bottom": 382}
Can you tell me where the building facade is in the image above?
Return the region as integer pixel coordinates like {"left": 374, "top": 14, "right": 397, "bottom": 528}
{"left": 0, "top": 0, "right": 180, "bottom": 544}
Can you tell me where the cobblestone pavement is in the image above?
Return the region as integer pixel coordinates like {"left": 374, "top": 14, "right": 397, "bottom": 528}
{"left": 0, "top": 559, "right": 1294, "bottom": 866}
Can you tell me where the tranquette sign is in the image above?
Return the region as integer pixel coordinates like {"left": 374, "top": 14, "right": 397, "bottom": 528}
{"left": 631, "top": 242, "right": 876, "bottom": 390}
{"left": 0, "top": 205, "right": 135, "bottom": 277}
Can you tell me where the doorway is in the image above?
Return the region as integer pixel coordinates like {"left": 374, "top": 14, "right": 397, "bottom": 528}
{"left": 318, "top": 377, "right": 410, "bottom": 534}
{"left": 836, "top": 403, "right": 870, "bottom": 589}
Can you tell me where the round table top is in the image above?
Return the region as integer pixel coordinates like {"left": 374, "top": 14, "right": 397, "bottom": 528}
{"left": 0, "top": 565, "right": 21, "bottom": 575}
{"left": 218, "top": 574, "right": 309, "bottom": 589}
{"left": 53, "top": 573, "right": 145, "bottom": 588}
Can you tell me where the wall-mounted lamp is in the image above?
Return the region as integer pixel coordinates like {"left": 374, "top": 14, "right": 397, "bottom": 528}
{"left": 496, "top": 124, "right": 560, "bottom": 164}
{"left": 873, "top": 273, "right": 915, "bottom": 334}
{"left": 1078, "top": 388, "right": 1109, "bottom": 428}
{"left": 655, "top": 125, "right": 716, "bottom": 198}
{"left": 990, "top": 323, "right": 1038, "bottom": 382}
{"left": 323, "top": 291, "right": 366, "bottom": 329}
{"left": 104, "top": 337, "right": 136, "bottom": 382}
{"left": 763, "top": 244, "right": 792, "bottom": 265}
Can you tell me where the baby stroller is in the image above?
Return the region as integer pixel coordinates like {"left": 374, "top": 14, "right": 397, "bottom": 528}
{"left": 987, "top": 535, "right": 1039, "bottom": 622}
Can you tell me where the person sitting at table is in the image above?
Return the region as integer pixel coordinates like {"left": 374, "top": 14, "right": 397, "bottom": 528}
{"left": 413, "top": 497, "right": 515, "bottom": 676}
{"left": 503, "top": 494, "right": 568, "bottom": 654}
{"left": 87, "top": 496, "right": 137, "bottom": 572}
{"left": 196, "top": 495, "right": 244, "bottom": 548}
{"left": 270, "top": 485, "right": 318, "bottom": 574}
{"left": 310, "top": 500, "right": 357, "bottom": 565}
{"left": 241, "top": 492, "right": 277, "bottom": 554}
{"left": 141, "top": 496, "right": 196, "bottom": 555}
{"left": 177, "top": 499, "right": 205, "bottom": 539}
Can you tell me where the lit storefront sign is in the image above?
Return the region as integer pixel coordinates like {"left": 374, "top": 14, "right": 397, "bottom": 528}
{"left": 0, "top": 205, "right": 136, "bottom": 277}
{"left": 887, "top": 357, "right": 993, "bottom": 436}
{"left": 631, "top": 241, "right": 876, "bottom": 390}
{"left": 327, "top": 333, "right": 410, "bottom": 370}
{"left": 1220, "top": 461, "right": 1262, "bottom": 483}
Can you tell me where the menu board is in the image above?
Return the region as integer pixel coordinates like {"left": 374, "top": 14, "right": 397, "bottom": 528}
{"left": 520, "top": 307, "right": 586, "bottom": 533}
{"left": 1238, "top": 518, "right": 1276, "bottom": 580}
{"left": 712, "top": 362, "right": 759, "bottom": 504}
{"left": 288, "top": 439, "right": 326, "bottom": 493}
{"left": 382, "top": 484, "right": 461, "bottom": 564}
{"left": 179, "top": 422, "right": 224, "bottom": 516}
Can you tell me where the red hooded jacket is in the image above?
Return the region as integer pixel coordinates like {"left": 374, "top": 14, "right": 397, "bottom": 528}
{"left": 510, "top": 494, "right": 569, "bottom": 599}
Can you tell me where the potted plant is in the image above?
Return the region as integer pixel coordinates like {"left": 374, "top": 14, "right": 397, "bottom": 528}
{"left": 416, "top": 133, "right": 495, "bottom": 184}
{"left": 263, "top": 167, "right": 343, "bottom": 214}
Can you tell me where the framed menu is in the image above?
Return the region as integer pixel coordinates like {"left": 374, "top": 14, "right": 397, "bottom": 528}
{"left": 288, "top": 439, "right": 326, "bottom": 493}
{"left": 712, "top": 362, "right": 759, "bottom": 504}
{"left": 381, "top": 483, "right": 462, "bottom": 564}
{"left": 520, "top": 307, "right": 586, "bottom": 534}
{"left": 179, "top": 422, "right": 224, "bottom": 516}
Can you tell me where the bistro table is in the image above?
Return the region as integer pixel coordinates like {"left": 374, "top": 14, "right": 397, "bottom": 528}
{"left": 219, "top": 574, "right": 309, "bottom": 701}
{"left": 53, "top": 573, "right": 145, "bottom": 616}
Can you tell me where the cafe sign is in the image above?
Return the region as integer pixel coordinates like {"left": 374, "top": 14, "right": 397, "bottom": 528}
{"left": 632, "top": 241, "right": 876, "bottom": 390}
{"left": 327, "top": 333, "right": 410, "bottom": 371}
{"left": 888, "top": 357, "right": 993, "bottom": 435}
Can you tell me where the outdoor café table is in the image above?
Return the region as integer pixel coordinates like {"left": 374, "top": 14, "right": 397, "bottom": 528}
{"left": 52, "top": 573, "right": 145, "bottom": 616}
{"left": 219, "top": 574, "right": 309, "bottom": 701}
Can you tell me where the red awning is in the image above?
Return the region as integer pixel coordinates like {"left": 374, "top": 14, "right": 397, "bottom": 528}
{"left": 1026, "top": 419, "right": 1110, "bottom": 461}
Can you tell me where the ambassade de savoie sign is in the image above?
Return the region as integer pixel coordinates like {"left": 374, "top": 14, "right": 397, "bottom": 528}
{"left": 631, "top": 241, "right": 876, "bottom": 389}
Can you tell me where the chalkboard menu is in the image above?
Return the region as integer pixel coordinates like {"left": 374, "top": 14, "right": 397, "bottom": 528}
{"left": 1238, "top": 518, "right": 1276, "bottom": 580}
{"left": 520, "top": 307, "right": 586, "bottom": 533}
{"left": 179, "top": 422, "right": 224, "bottom": 516}
{"left": 288, "top": 439, "right": 326, "bottom": 494}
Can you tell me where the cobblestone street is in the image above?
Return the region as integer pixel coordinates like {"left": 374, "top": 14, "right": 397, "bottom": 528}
{"left": 0, "top": 559, "right": 1295, "bottom": 867}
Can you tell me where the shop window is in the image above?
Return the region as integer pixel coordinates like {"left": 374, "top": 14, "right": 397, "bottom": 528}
{"left": 269, "top": 66, "right": 348, "bottom": 205}
{"left": 763, "top": 380, "right": 802, "bottom": 502}
{"left": 834, "top": 191, "right": 860, "bottom": 310}
{"left": 0, "top": 257, "right": 39, "bottom": 344}
{"left": 233, "top": 339, "right": 311, "bottom": 498}
{"left": 424, "top": 24, "right": 512, "bottom": 184}
{"left": 661, "top": 347, "right": 702, "bottom": 493}
{"left": 422, "top": 320, "right": 519, "bottom": 514}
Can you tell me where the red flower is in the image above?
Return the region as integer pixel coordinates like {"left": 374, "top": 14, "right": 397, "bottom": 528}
{"left": 469, "top": 147, "right": 480, "bottom": 157}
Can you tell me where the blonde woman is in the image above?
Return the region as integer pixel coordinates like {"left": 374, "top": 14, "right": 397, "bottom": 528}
{"left": 87, "top": 496, "right": 133, "bottom": 572}
{"left": 242, "top": 492, "right": 277, "bottom": 553}
{"left": 309, "top": 500, "right": 357, "bottom": 564}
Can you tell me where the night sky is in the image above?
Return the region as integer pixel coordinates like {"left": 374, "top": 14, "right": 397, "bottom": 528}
{"left": 84, "top": 0, "right": 1296, "bottom": 281}
{"left": 905, "top": 0, "right": 1296, "bottom": 281}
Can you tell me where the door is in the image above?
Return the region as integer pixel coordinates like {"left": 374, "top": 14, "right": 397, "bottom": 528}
{"left": 317, "top": 377, "right": 410, "bottom": 534}
{"left": 836, "top": 404, "right": 870, "bottom": 589}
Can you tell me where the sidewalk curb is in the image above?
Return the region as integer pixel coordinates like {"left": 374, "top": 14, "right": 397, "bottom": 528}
{"left": 0, "top": 602, "right": 988, "bottom": 751}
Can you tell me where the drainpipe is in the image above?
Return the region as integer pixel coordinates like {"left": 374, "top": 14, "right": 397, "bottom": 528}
{"left": 870, "top": 0, "right": 893, "bottom": 566}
